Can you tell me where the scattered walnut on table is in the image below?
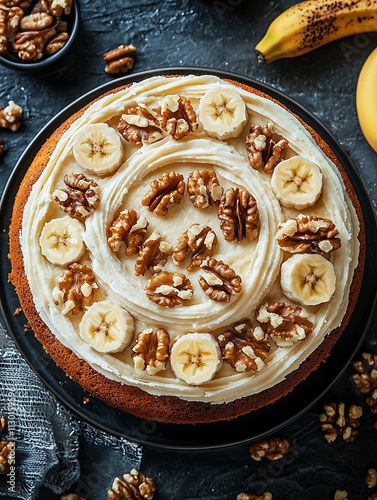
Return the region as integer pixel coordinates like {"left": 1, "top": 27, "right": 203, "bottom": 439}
{"left": 365, "top": 468, "right": 377, "bottom": 489}
{"left": 53, "top": 263, "right": 98, "bottom": 316}
{"left": 246, "top": 123, "right": 288, "bottom": 174}
{"left": 218, "top": 187, "right": 259, "bottom": 242}
{"left": 103, "top": 44, "right": 136, "bottom": 75}
{"left": 108, "top": 209, "right": 148, "bottom": 256}
{"left": 276, "top": 214, "right": 341, "bottom": 255}
{"left": 53, "top": 173, "right": 100, "bottom": 221}
{"left": 160, "top": 95, "right": 198, "bottom": 140}
{"left": 199, "top": 257, "right": 242, "bottom": 303}
{"left": 108, "top": 469, "right": 156, "bottom": 500}
{"left": 145, "top": 271, "right": 193, "bottom": 308}
{"left": 118, "top": 105, "right": 163, "bottom": 144}
{"left": 249, "top": 436, "right": 290, "bottom": 461}
{"left": 142, "top": 171, "right": 185, "bottom": 216}
{"left": 353, "top": 352, "right": 377, "bottom": 428}
{"left": 0, "top": 439, "right": 15, "bottom": 475}
{"left": 132, "top": 327, "right": 170, "bottom": 375}
{"left": 134, "top": 231, "right": 171, "bottom": 276}
{"left": 319, "top": 402, "right": 362, "bottom": 443}
{"left": 172, "top": 224, "right": 217, "bottom": 271}
{"left": 218, "top": 320, "right": 270, "bottom": 372}
{"left": 0, "top": 100, "right": 22, "bottom": 132}
{"left": 256, "top": 302, "right": 313, "bottom": 347}
{"left": 187, "top": 169, "right": 223, "bottom": 209}
{"left": 237, "top": 493, "right": 272, "bottom": 500}
{"left": 333, "top": 491, "right": 348, "bottom": 500}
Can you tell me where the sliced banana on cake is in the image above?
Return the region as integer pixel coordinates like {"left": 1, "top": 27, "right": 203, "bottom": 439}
{"left": 170, "top": 332, "right": 222, "bottom": 385}
{"left": 271, "top": 156, "right": 322, "bottom": 209}
{"left": 280, "top": 254, "right": 336, "bottom": 306}
{"left": 198, "top": 86, "right": 247, "bottom": 140}
{"left": 39, "top": 216, "right": 86, "bottom": 265}
{"left": 79, "top": 300, "right": 134, "bottom": 353}
{"left": 72, "top": 123, "right": 123, "bottom": 176}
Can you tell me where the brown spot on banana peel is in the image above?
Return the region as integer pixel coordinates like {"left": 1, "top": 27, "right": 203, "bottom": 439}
{"left": 255, "top": 0, "right": 377, "bottom": 63}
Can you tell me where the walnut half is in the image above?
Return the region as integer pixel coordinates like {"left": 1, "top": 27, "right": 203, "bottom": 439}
{"left": 108, "top": 209, "right": 148, "bottom": 256}
{"left": 246, "top": 123, "right": 288, "bottom": 174}
{"left": 108, "top": 469, "right": 156, "bottom": 500}
{"left": 276, "top": 214, "right": 341, "bottom": 255}
{"left": 256, "top": 302, "right": 313, "bottom": 347}
{"left": 187, "top": 169, "right": 223, "bottom": 209}
{"left": 132, "top": 328, "right": 170, "bottom": 375}
{"left": 135, "top": 232, "right": 171, "bottom": 276}
{"left": 218, "top": 187, "right": 259, "bottom": 242}
{"left": 199, "top": 257, "right": 242, "bottom": 303}
{"left": 145, "top": 271, "right": 193, "bottom": 308}
{"left": 52, "top": 263, "right": 98, "bottom": 315}
{"left": 53, "top": 173, "right": 100, "bottom": 221}
{"left": 142, "top": 171, "right": 185, "bottom": 216}
{"left": 172, "top": 224, "right": 217, "bottom": 271}
{"left": 160, "top": 95, "right": 198, "bottom": 140}
{"left": 218, "top": 320, "right": 270, "bottom": 372}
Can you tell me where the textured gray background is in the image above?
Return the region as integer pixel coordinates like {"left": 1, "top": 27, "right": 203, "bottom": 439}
{"left": 0, "top": 0, "right": 376, "bottom": 498}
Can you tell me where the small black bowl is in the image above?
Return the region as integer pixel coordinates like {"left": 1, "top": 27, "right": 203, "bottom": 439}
{"left": 0, "top": 0, "right": 80, "bottom": 74}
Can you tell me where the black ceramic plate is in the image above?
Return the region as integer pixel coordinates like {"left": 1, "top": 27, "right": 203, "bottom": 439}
{"left": 1, "top": 68, "right": 376, "bottom": 450}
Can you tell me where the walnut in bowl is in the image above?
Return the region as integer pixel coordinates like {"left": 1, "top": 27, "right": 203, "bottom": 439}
{"left": 0, "top": 0, "right": 79, "bottom": 74}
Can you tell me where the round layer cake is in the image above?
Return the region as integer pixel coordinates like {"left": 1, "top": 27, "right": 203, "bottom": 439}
{"left": 9, "top": 74, "right": 364, "bottom": 424}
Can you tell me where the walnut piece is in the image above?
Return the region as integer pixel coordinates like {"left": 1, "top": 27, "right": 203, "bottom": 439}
{"left": 246, "top": 123, "right": 288, "bottom": 174}
{"left": 319, "top": 402, "right": 362, "bottom": 443}
{"left": 103, "top": 44, "right": 136, "bottom": 75}
{"left": 118, "top": 105, "right": 163, "bottom": 144}
{"left": 134, "top": 232, "right": 171, "bottom": 276}
{"left": 48, "top": 0, "right": 72, "bottom": 17}
{"left": 132, "top": 328, "right": 170, "bottom": 375}
{"left": 218, "top": 187, "right": 259, "bottom": 242}
{"left": 44, "top": 31, "right": 68, "bottom": 54}
{"left": 53, "top": 173, "right": 100, "bottom": 220}
{"left": 276, "top": 214, "right": 341, "bottom": 255}
{"left": 108, "top": 209, "right": 148, "bottom": 256}
{"left": 108, "top": 469, "right": 156, "bottom": 500}
{"left": 199, "top": 257, "right": 242, "bottom": 303}
{"left": 0, "top": 440, "right": 15, "bottom": 475}
{"left": 353, "top": 352, "right": 377, "bottom": 428}
{"left": 0, "top": 7, "right": 8, "bottom": 54}
{"left": 53, "top": 263, "right": 98, "bottom": 315}
{"left": 237, "top": 494, "right": 272, "bottom": 500}
{"left": 249, "top": 436, "right": 290, "bottom": 461}
{"left": 365, "top": 468, "right": 377, "bottom": 489}
{"left": 145, "top": 271, "right": 193, "bottom": 308}
{"left": 142, "top": 171, "right": 185, "bottom": 216}
{"left": 187, "top": 169, "right": 223, "bottom": 209}
{"left": 172, "top": 224, "right": 218, "bottom": 271}
{"left": 218, "top": 320, "right": 270, "bottom": 372}
{"left": 256, "top": 302, "right": 313, "bottom": 347}
{"left": 160, "top": 95, "right": 198, "bottom": 140}
{"left": 0, "top": 100, "right": 22, "bottom": 131}
{"left": 20, "top": 10, "right": 53, "bottom": 30}
{"left": 333, "top": 491, "right": 348, "bottom": 500}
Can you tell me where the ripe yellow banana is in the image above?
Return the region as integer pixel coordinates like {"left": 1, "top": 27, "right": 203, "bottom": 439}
{"left": 255, "top": 0, "right": 377, "bottom": 63}
{"left": 356, "top": 47, "right": 377, "bottom": 152}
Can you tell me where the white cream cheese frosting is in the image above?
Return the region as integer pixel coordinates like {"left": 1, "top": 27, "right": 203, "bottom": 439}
{"left": 21, "top": 75, "right": 360, "bottom": 404}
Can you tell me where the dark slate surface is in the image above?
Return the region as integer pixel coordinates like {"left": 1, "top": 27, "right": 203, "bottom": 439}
{"left": 0, "top": 1, "right": 376, "bottom": 499}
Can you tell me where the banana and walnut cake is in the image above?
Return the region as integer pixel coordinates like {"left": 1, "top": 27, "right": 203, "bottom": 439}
{"left": 9, "top": 75, "right": 364, "bottom": 423}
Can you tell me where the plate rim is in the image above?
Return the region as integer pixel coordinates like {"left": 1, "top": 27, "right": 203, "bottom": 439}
{"left": 1, "top": 67, "right": 376, "bottom": 450}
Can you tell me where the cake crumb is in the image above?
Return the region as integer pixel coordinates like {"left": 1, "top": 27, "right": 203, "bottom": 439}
{"left": 13, "top": 307, "right": 22, "bottom": 316}
{"left": 83, "top": 397, "right": 90, "bottom": 405}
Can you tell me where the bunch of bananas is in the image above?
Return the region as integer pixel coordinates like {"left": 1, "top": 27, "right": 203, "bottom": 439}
{"left": 255, "top": 0, "right": 377, "bottom": 153}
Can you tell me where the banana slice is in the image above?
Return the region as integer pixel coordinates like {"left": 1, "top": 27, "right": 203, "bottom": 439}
{"left": 198, "top": 86, "right": 247, "bottom": 140}
{"left": 79, "top": 300, "right": 134, "bottom": 353}
{"left": 39, "top": 216, "right": 86, "bottom": 265}
{"left": 271, "top": 156, "right": 322, "bottom": 209}
{"left": 170, "top": 332, "right": 222, "bottom": 385}
{"left": 280, "top": 254, "right": 336, "bottom": 306}
{"left": 72, "top": 123, "right": 123, "bottom": 176}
